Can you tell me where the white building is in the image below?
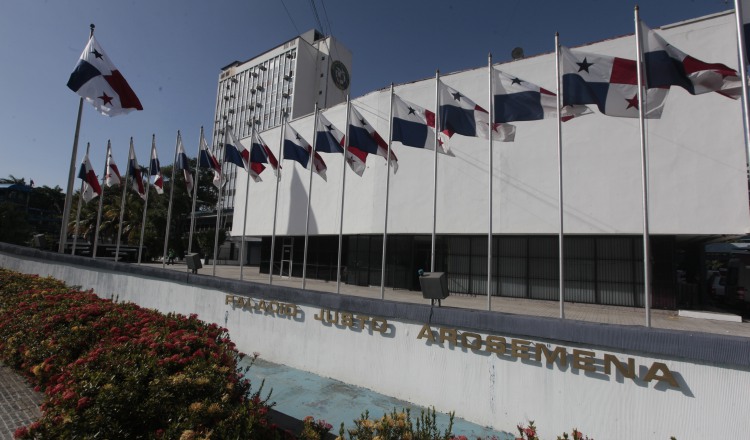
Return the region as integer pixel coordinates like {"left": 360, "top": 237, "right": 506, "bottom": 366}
{"left": 211, "top": 29, "right": 352, "bottom": 212}
{"left": 229, "top": 11, "right": 749, "bottom": 309}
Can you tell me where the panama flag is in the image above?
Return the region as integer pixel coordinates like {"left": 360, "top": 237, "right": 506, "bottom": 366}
{"left": 315, "top": 112, "right": 366, "bottom": 176}
{"left": 149, "top": 144, "right": 164, "bottom": 195}
{"left": 349, "top": 105, "right": 398, "bottom": 172}
{"left": 175, "top": 137, "right": 194, "bottom": 192}
{"left": 198, "top": 135, "right": 222, "bottom": 189}
{"left": 284, "top": 124, "right": 327, "bottom": 180}
{"left": 641, "top": 22, "right": 741, "bottom": 99}
{"left": 250, "top": 130, "right": 280, "bottom": 178}
{"left": 77, "top": 153, "right": 102, "bottom": 203}
{"left": 439, "top": 82, "right": 515, "bottom": 143}
{"left": 128, "top": 144, "right": 147, "bottom": 200}
{"left": 392, "top": 94, "right": 452, "bottom": 155}
{"left": 492, "top": 69, "right": 591, "bottom": 122}
{"left": 67, "top": 36, "right": 143, "bottom": 116}
{"left": 560, "top": 46, "right": 669, "bottom": 118}
{"left": 105, "top": 145, "right": 121, "bottom": 187}
{"left": 223, "top": 125, "right": 256, "bottom": 179}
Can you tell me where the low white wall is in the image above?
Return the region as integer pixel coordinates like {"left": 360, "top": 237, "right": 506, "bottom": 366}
{"left": 3, "top": 251, "right": 749, "bottom": 439}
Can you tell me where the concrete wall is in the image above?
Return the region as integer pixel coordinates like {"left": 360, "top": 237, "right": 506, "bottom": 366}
{"left": 232, "top": 11, "right": 750, "bottom": 238}
{"left": 3, "top": 245, "right": 750, "bottom": 438}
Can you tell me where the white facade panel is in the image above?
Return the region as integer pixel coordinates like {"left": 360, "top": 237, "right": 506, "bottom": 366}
{"left": 233, "top": 12, "right": 750, "bottom": 237}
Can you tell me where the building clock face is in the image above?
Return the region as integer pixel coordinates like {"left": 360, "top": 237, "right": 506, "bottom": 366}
{"left": 330, "top": 60, "right": 350, "bottom": 91}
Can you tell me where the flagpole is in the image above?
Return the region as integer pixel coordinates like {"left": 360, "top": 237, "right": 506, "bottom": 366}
{"left": 93, "top": 140, "right": 110, "bottom": 259}
{"left": 734, "top": 0, "right": 750, "bottom": 171}
{"left": 59, "top": 24, "right": 94, "bottom": 254}
{"left": 431, "top": 71, "right": 440, "bottom": 273}
{"left": 137, "top": 135, "right": 154, "bottom": 264}
{"left": 115, "top": 138, "right": 132, "bottom": 263}
{"left": 302, "top": 105, "right": 319, "bottom": 289}
{"left": 337, "top": 95, "right": 351, "bottom": 294}
{"left": 269, "top": 111, "right": 287, "bottom": 285}
{"left": 212, "top": 133, "right": 226, "bottom": 277}
{"left": 487, "top": 54, "right": 494, "bottom": 311}
{"left": 380, "top": 84, "right": 395, "bottom": 300}
{"left": 162, "top": 131, "right": 180, "bottom": 268}
{"left": 555, "top": 33, "right": 566, "bottom": 320}
{"left": 72, "top": 142, "right": 91, "bottom": 255}
{"left": 635, "top": 6, "right": 652, "bottom": 327}
{"left": 239, "top": 127, "right": 254, "bottom": 282}
{"left": 187, "top": 127, "right": 203, "bottom": 257}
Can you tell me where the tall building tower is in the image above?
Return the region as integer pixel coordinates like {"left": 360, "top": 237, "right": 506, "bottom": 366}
{"left": 211, "top": 29, "right": 352, "bottom": 219}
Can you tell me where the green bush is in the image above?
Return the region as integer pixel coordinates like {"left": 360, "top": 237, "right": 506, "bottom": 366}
{"left": 0, "top": 269, "right": 277, "bottom": 439}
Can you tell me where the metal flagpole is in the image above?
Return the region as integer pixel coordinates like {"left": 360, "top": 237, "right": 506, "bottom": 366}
{"left": 302, "top": 105, "right": 319, "bottom": 289}
{"left": 431, "top": 71, "right": 440, "bottom": 273}
{"left": 59, "top": 24, "right": 94, "bottom": 253}
{"left": 115, "top": 138, "right": 133, "bottom": 262}
{"left": 555, "top": 34, "right": 566, "bottom": 320}
{"left": 92, "top": 140, "right": 110, "bottom": 259}
{"left": 269, "top": 114, "right": 287, "bottom": 285}
{"left": 187, "top": 127, "right": 203, "bottom": 257}
{"left": 240, "top": 90, "right": 261, "bottom": 281}
{"left": 487, "top": 54, "right": 493, "bottom": 311}
{"left": 635, "top": 6, "right": 652, "bottom": 327}
{"left": 734, "top": 0, "right": 750, "bottom": 170}
{"left": 137, "top": 135, "right": 154, "bottom": 264}
{"left": 162, "top": 131, "right": 180, "bottom": 269}
{"left": 336, "top": 96, "right": 351, "bottom": 294}
{"left": 72, "top": 142, "right": 91, "bottom": 255}
{"left": 212, "top": 132, "right": 227, "bottom": 277}
{"left": 380, "top": 85, "right": 395, "bottom": 300}
{"left": 239, "top": 127, "right": 254, "bottom": 281}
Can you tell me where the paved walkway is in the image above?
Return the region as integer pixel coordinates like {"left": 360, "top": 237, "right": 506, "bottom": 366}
{"left": 0, "top": 365, "right": 41, "bottom": 440}
{"left": 3, "top": 261, "right": 749, "bottom": 438}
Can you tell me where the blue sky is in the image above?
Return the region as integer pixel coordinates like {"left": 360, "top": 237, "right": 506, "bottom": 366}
{"left": 0, "top": 0, "right": 737, "bottom": 189}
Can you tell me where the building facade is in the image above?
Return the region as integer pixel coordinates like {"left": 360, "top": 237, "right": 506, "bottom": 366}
{"left": 211, "top": 29, "right": 352, "bottom": 215}
{"left": 229, "top": 11, "right": 750, "bottom": 309}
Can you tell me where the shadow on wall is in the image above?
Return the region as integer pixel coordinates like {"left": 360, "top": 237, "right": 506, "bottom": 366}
{"left": 286, "top": 168, "right": 318, "bottom": 235}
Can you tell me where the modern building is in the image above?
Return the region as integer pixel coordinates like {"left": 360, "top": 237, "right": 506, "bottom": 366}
{"left": 211, "top": 29, "right": 352, "bottom": 218}
{"left": 229, "top": 10, "right": 749, "bottom": 310}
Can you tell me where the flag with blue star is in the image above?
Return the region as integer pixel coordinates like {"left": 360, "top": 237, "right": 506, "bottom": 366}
{"left": 67, "top": 36, "right": 143, "bottom": 116}
{"left": 560, "top": 45, "right": 668, "bottom": 118}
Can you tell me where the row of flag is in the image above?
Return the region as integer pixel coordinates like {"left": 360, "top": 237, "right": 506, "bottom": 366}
{"left": 67, "top": 18, "right": 743, "bottom": 202}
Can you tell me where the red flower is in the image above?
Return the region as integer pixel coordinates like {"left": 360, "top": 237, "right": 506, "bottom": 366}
{"left": 77, "top": 396, "right": 91, "bottom": 410}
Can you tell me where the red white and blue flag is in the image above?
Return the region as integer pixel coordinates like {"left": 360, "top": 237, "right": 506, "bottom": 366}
{"left": 314, "top": 112, "right": 366, "bottom": 176}
{"left": 105, "top": 145, "right": 121, "bottom": 187}
{"left": 641, "top": 22, "right": 741, "bottom": 99}
{"left": 250, "top": 130, "right": 280, "bottom": 179}
{"left": 149, "top": 143, "right": 164, "bottom": 195}
{"left": 128, "top": 143, "right": 147, "bottom": 200}
{"left": 77, "top": 152, "right": 102, "bottom": 203}
{"left": 284, "top": 124, "right": 327, "bottom": 180}
{"left": 198, "top": 135, "right": 222, "bottom": 189}
{"left": 67, "top": 36, "right": 143, "bottom": 116}
{"left": 223, "top": 125, "right": 260, "bottom": 181}
{"left": 176, "top": 137, "right": 194, "bottom": 193}
{"left": 439, "top": 82, "right": 516, "bottom": 143}
{"left": 391, "top": 94, "right": 451, "bottom": 155}
{"left": 349, "top": 105, "right": 398, "bottom": 172}
{"left": 492, "top": 69, "right": 590, "bottom": 122}
{"left": 560, "top": 46, "right": 669, "bottom": 118}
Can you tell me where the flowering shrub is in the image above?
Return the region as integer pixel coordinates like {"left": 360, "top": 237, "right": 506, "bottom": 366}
{"left": 0, "top": 269, "right": 277, "bottom": 439}
{"left": 300, "top": 415, "right": 333, "bottom": 440}
{"left": 334, "top": 407, "right": 455, "bottom": 440}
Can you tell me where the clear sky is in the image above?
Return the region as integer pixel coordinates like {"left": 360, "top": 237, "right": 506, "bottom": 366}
{"left": 0, "top": 0, "right": 738, "bottom": 189}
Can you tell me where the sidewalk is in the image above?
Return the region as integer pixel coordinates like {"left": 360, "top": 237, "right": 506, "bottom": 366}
{"left": 0, "top": 365, "right": 41, "bottom": 440}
